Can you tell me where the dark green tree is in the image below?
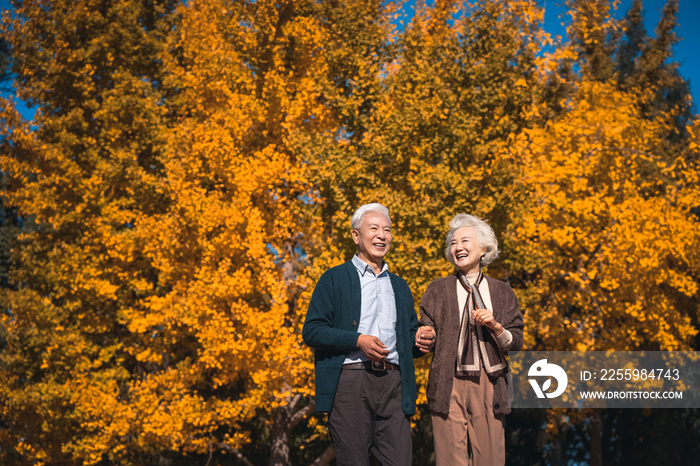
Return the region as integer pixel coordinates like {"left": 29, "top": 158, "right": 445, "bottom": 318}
{"left": 565, "top": 0, "right": 619, "bottom": 81}
{"left": 0, "top": 37, "right": 11, "bottom": 92}
{"left": 633, "top": 0, "right": 692, "bottom": 135}
{"left": 616, "top": 0, "right": 646, "bottom": 82}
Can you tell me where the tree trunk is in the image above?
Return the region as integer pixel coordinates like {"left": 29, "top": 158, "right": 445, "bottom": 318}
{"left": 589, "top": 410, "right": 603, "bottom": 466}
{"left": 269, "top": 396, "right": 317, "bottom": 466}
{"left": 269, "top": 406, "right": 292, "bottom": 466}
{"left": 548, "top": 429, "right": 563, "bottom": 466}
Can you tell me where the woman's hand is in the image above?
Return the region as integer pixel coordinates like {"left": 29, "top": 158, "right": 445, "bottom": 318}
{"left": 472, "top": 308, "right": 504, "bottom": 336}
{"left": 415, "top": 326, "right": 436, "bottom": 353}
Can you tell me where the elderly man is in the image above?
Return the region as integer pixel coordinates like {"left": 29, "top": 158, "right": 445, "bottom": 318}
{"left": 303, "top": 203, "right": 435, "bottom": 466}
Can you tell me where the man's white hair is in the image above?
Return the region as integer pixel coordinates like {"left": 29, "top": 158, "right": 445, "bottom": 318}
{"left": 444, "top": 213, "right": 500, "bottom": 267}
{"left": 351, "top": 203, "right": 391, "bottom": 230}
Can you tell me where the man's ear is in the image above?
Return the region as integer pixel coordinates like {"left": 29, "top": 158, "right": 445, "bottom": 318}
{"left": 351, "top": 229, "right": 360, "bottom": 245}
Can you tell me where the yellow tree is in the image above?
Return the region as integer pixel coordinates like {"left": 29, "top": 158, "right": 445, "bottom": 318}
{"left": 0, "top": 0, "right": 177, "bottom": 464}
{"left": 508, "top": 80, "right": 699, "bottom": 352}
{"left": 308, "top": 0, "right": 560, "bottom": 297}
{"left": 505, "top": 78, "right": 700, "bottom": 465}
{"left": 36, "top": 0, "right": 336, "bottom": 464}
{"left": 102, "top": 0, "right": 331, "bottom": 463}
{"left": 37, "top": 0, "right": 397, "bottom": 465}
{"left": 509, "top": 2, "right": 699, "bottom": 464}
{"left": 1, "top": 0, "right": 400, "bottom": 463}
{"left": 322, "top": 0, "right": 557, "bottom": 405}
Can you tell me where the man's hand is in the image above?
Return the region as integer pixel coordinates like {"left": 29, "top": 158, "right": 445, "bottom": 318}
{"left": 472, "top": 308, "right": 504, "bottom": 336}
{"left": 357, "top": 335, "right": 390, "bottom": 362}
{"left": 415, "top": 326, "right": 436, "bottom": 353}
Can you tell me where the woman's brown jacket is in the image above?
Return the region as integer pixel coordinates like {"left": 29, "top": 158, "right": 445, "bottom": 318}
{"left": 418, "top": 274, "right": 524, "bottom": 415}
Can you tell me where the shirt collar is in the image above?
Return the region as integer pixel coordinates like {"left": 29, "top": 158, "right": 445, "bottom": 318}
{"left": 352, "top": 255, "right": 389, "bottom": 277}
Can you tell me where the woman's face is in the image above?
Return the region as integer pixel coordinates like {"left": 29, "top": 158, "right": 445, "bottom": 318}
{"left": 449, "top": 226, "right": 485, "bottom": 274}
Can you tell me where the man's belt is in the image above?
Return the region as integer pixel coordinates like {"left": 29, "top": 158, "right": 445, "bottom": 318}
{"left": 342, "top": 361, "right": 400, "bottom": 372}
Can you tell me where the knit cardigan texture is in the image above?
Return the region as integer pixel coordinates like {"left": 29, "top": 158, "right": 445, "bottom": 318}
{"left": 419, "top": 274, "right": 524, "bottom": 415}
{"left": 302, "top": 260, "right": 425, "bottom": 415}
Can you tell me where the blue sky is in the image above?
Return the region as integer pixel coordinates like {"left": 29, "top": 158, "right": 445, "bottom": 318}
{"left": 1, "top": 0, "right": 698, "bottom": 120}
{"left": 543, "top": 0, "right": 699, "bottom": 103}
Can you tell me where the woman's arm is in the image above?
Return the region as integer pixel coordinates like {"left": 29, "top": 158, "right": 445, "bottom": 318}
{"left": 499, "top": 285, "right": 524, "bottom": 352}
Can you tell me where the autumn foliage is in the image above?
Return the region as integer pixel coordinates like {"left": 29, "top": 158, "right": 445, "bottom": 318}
{"left": 0, "top": 0, "right": 698, "bottom": 465}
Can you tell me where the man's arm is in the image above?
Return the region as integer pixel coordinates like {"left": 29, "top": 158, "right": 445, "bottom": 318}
{"left": 302, "top": 273, "right": 363, "bottom": 353}
{"left": 413, "top": 283, "right": 437, "bottom": 356}
{"left": 401, "top": 287, "right": 434, "bottom": 358}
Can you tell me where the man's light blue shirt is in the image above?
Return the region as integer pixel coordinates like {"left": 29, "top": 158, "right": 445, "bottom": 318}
{"left": 344, "top": 255, "right": 399, "bottom": 366}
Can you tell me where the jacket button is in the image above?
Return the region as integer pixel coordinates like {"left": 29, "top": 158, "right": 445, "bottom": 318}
{"left": 352, "top": 320, "right": 357, "bottom": 326}
{"left": 494, "top": 404, "right": 500, "bottom": 409}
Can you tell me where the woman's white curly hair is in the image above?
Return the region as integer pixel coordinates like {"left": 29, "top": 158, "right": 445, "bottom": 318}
{"left": 444, "top": 213, "right": 500, "bottom": 267}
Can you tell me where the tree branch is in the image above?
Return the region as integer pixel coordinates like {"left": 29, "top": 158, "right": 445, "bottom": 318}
{"left": 288, "top": 393, "right": 302, "bottom": 411}
{"left": 289, "top": 398, "right": 315, "bottom": 430}
{"left": 204, "top": 436, "right": 213, "bottom": 466}
{"left": 219, "top": 442, "right": 255, "bottom": 466}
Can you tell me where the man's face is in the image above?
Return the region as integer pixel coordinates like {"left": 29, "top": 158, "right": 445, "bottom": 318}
{"left": 352, "top": 211, "right": 392, "bottom": 265}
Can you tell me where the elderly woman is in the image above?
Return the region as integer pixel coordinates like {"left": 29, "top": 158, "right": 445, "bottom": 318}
{"left": 417, "top": 213, "right": 523, "bottom": 466}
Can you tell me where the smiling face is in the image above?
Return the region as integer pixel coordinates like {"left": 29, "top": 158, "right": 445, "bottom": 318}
{"left": 449, "top": 226, "right": 485, "bottom": 274}
{"left": 352, "top": 211, "right": 392, "bottom": 268}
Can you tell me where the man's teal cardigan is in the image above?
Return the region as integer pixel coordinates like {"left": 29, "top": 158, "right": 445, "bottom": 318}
{"left": 302, "top": 260, "right": 426, "bottom": 415}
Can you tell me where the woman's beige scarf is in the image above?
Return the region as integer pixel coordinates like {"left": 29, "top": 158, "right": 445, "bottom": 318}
{"left": 456, "top": 271, "right": 508, "bottom": 378}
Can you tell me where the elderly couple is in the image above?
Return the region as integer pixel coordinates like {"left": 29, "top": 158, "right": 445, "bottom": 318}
{"left": 303, "top": 203, "right": 524, "bottom": 466}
